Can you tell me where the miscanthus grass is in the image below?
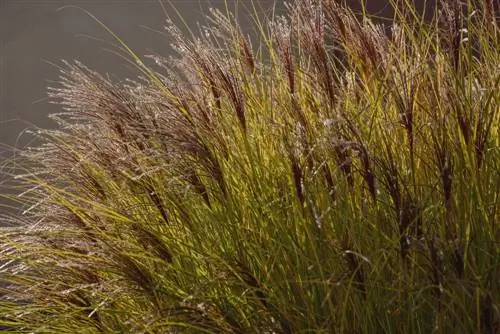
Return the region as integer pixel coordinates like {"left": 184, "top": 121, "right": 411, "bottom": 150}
{"left": 1, "top": 0, "right": 499, "bottom": 332}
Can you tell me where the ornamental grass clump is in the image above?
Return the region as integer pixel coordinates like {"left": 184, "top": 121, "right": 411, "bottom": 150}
{"left": 1, "top": 0, "right": 499, "bottom": 332}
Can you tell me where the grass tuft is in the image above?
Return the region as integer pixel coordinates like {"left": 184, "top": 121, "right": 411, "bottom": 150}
{"left": 1, "top": 0, "right": 499, "bottom": 332}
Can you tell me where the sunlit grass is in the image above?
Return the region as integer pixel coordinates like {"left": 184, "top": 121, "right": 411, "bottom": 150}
{"left": 1, "top": 0, "right": 499, "bottom": 332}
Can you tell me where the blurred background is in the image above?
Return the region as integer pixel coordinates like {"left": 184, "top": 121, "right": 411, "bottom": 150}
{"left": 0, "top": 0, "right": 431, "bottom": 215}
{"left": 0, "top": 0, "right": 287, "bottom": 151}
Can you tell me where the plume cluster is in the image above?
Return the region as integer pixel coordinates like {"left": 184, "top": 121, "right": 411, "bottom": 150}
{"left": 1, "top": 0, "right": 499, "bottom": 332}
